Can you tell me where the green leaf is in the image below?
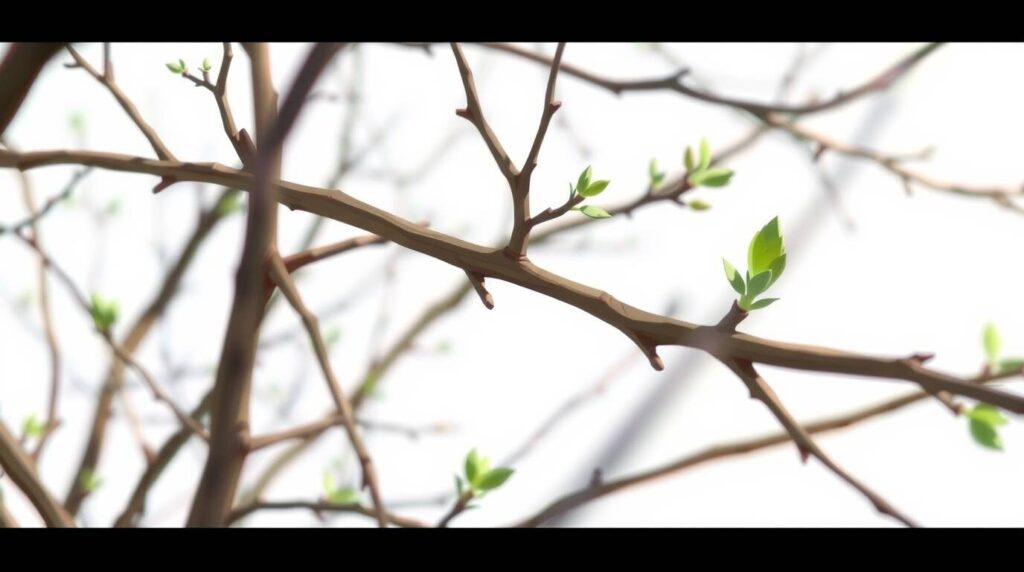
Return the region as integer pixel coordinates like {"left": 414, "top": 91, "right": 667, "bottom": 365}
{"left": 454, "top": 475, "right": 465, "bottom": 496}
{"left": 748, "top": 297, "right": 780, "bottom": 310}
{"left": 648, "top": 159, "right": 665, "bottom": 186}
{"left": 165, "top": 61, "right": 184, "bottom": 74}
{"left": 723, "top": 259, "right": 745, "bottom": 295}
{"left": 200, "top": 58, "right": 212, "bottom": 72}
{"left": 688, "top": 167, "right": 734, "bottom": 188}
{"left": 218, "top": 191, "right": 244, "bottom": 216}
{"left": 179, "top": 58, "right": 187, "bottom": 73}
{"left": 579, "top": 179, "right": 610, "bottom": 198}
{"left": 969, "top": 418, "right": 1003, "bottom": 451}
{"left": 688, "top": 199, "right": 711, "bottom": 211}
{"left": 465, "top": 449, "right": 490, "bottom": 485}
{"left": 89, "top": 294, "right": 119, "bottom": 331}
{"left": 322, "top": 471, "right": 335, "bottom": 496}
{"left": 768, "top": 253, "right": 786, "bottom": 287}
{"left": 324, "top": 327, "right": 342, "bottom": 348}
{"left": 684, "top": 146, "right": 694, "bottom": 171}
{"left": 579, "top": 205, "right": 612, "bottom": 219}
{"left": 698, "top": 137, "right": 711, "bottom": 171}
{"left": 983, "top": 323, "right": 1001, "bottom": 368}
{"left": 328, "top": 487, "right": 361, "bottom": 505}
{"left": 68, "top": 111, "right": 86, "bottom": 137}
{"left": 576, "top": 166, "right": 592, "bottom": 196}
{"left": 998, "top": 358, "right": 1024, "bottom": 374}
{"left": 476, "top": 467, "right": 514, "bottom": 491}
{"left": 747, "top": 216, "right": 784, "bottom": 276}
{"left": 79, "top": 469, "right": 102, "bottom": 493}
{"left": 22, "top": 414, "right": 44, "bottom": 438}
{"left": 966, "top": 403, "right": 1008, "bottom": 427}
{"left": 746, "top": 270, "right": 773, "bottom": 298}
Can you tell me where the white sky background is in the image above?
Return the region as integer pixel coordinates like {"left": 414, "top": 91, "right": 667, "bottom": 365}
{"left": 0, "top": 42, "right": 1022, "bottom": 527}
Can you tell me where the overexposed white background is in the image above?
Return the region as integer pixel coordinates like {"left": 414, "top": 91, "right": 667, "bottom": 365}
{"left": 1, "top": 42, "right": 1022, "bottom": 527}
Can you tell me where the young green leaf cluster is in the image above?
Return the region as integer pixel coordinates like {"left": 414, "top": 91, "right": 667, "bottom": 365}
{"left": 722, "top": 216, "right": 786, "bottom": 311}
{"left": 79, "top": 469, "right": 102, "bottom": 494}
{"left": 218, "top": 190, "right": 244, "bottom": 216}
{"left": 322, "top": 471, "right": 361, "bottom": 504}
{"left": 966, "top": 324, "right": 1020, "bottom": 450}
{"left": 165, "top": 59, "right": 188, "bottom": 75}
{"left": 569, "top": 166, "right": 612, "bottom": 219}
{"left": 685, "top": 138, "right": 735, "bottom": 189}
{"left": 454, "top": 449, "right": 514, "bottom": 498}
{"left": 89, "top": 294, "right": 119, "bottom": 331}
{"left": 21, "top": 414, "right": 44, "bottom": 438}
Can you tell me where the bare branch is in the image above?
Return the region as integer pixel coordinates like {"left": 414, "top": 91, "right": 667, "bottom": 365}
{"left": 267, "top": 254, "right": 387, "bottom": 528}
{"left": 0, "top": 420, "right": 74, "bottom": 527}
{"left": 65, "top": 45, "right": 176, "bottom": 161}
{"left": 722, "top": 358, "right": 916, "bottom": 527}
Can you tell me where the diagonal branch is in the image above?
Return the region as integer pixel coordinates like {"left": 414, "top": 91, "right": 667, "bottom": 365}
{"left": 187, "top": 42, "right": 344, "bottom": 528}
{"left": 227, "top": 500, "right": 426, "bottom": 528}
{"left": 65, "top": 44, "right": 176, "bottom": 161}
{"left": 2, "top": 148, "right": 1023, "bottom": 416}
{"left": 65, "top": 187, "right": 233, "bottom": 516}
{"left": 282, "top": 234, "right": 388, "bottom": 273}
{"left": 450, "top": 43, "right": 518, "bottom": 186}
{"left": 0, "top": 420, "right": 74, "bottom": 527}
{"left": 11, "top": 231, "right": 210, "bottom": 442}
{"left": 475, "top": 42, "right": 943, "bottom": 116}
{"left": 0, "top": 43, "right": 62, "bottom": 137}
{"left": 267, "top": 254, "right": 387, "bottom": 528}
{"left": 722, "top": 358, "right": 916, "bottom": 527}
{"left": 514, "top": 369, "right": 1022, "bottom": 527}
{"left": 508, "top": 42, "right": 565, "bottom": 257}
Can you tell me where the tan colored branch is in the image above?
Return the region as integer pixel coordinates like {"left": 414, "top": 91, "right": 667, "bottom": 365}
{"left": 11, "top": 231, "right": 210, "bottom": 442}
{"left": 227, "top": 500, "right": 426, "bottom": 528}
{"left": 65, "top": 45, "right": 176, "bottom": 161}
{"left": 0, "top": 43, "right": 62, "bottom": 137}
{"left": 267, "top": 254, "right": 387, "bottom": 528}
{"left": 476, "top": 42, "right": 942, "bottom": 116}
{"left": 1, "top": 148, "right": 1021, "bottom": 415}
{"left": 187, "top": 42, "right": 343, "bottom": 527}
{"left": 66, "top": 188, "right": 232, "bottom": 515}
{"left": 722, "top": 358, "right": 916, "bottom": 527}
{"left": 0, "top": 421, "right": 74, "bottom": 527}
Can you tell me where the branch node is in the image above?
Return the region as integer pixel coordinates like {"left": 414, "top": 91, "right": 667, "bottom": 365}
{"left": 502, "top": 246, "right": 529, "bottom": 263}
{"left": 455, "top": 107, "right": 471, "bottom": 119}
{"left": 797, "top": 445, "right": 811, "bottom": 464}
{"left": 549, "top": 100, "right": 562, "bottom": 112}
{"left": 813, "top": 143, "right": 828, "bottom": 162}
{"left": 152, "top": 176, "right": 178, "bottom": 194}
{"left": 908, "top": 352, "right": 935, "bottom": 365}
{"left": 465, "top": 270, "right": 494, "bottom": 310}
{"left": 715, "top": 301, "right": 748, "bottom": 332}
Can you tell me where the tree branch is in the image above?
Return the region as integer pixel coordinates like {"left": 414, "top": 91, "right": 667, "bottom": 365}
{"left": 227, "top": 500, "right": 426, "bottom": 528}
{"left": 0, "top": 43, "right": 62, "bottom": 137}
{"left": 0, "top": 420, "right": 74, "bottom": 527}
{"left": 2, "top": 148, "right": 1022, "bottom": 414}
{"left": 267, "top": 253, "right": 387, "bottom": 528}
{"left": 474, "top": 42, "right": 942, "bottom": 116}
{"left": 65, "top": 44, "right": 176, "bottom": 161}
{"left": 721, "top": 358, "right": 916, "bottom": 527}
{"left": 187, "top": 42, "right": 343, "bottom": 527}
